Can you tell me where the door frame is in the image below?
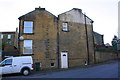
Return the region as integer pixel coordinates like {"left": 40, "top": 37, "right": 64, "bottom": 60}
{"left": 61, "top": 51, "right": 68, "bottom": 68}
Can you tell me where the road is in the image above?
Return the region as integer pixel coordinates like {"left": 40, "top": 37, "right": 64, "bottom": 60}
{"left": 1, "top": 60, "right": 120, "bottom": 79}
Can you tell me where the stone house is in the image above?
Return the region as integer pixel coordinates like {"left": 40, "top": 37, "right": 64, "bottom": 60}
{"left": 0, "top": 29, "right": 18, "bottom": 59}
{"left": 18, "top": 7, "right": 95, "bottom": 70}
{"left": 18, "top": 7, "right": 58, "bottom": 70}
{"left": 58, "top": 8, "right": 95, "bottom": 68}
{"left": 94, "top": 32, "right": 104, "bottom": 46}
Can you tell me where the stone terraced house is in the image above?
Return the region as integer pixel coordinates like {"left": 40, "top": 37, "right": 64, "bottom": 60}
{"left": 0, "top": 29, "right": 18, "bottom": 59}
{"left": 18, "top": 7, "right": 95, "bottom": 70}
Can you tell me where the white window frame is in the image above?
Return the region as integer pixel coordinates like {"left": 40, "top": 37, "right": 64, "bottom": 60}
{"left": 24, "top": 21, "right": 33, "bottom": 33}
{"left": 8, "top": 34, "right": 11, "bottom": 39}
{"left": 62, "top": 22, "right": 68, "bottom": 32}
{"left": 23, "top": 40, "right": 33, "bottom": 54}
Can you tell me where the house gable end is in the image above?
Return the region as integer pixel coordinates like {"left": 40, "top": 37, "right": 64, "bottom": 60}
{"left": 18, "top": 8, "right": 57, "bottom": 20}
{"left": 58, "top": 8, "right": 93, "bottom": 24}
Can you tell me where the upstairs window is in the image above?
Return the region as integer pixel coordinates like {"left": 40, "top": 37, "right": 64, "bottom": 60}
{"left": 8, "top": 34, "right": 11, "bottom": 39}
{"left": 24, "top": 21, "right": 33, "bottom": 33}
{"left": 62, "top": 22, "right": 68, "bottom": 32}
{"left": 23, "top": 40, "right": 32, "bottom": 54}
{"left": 0, "top": 34, "right": 3, "bottom": 39}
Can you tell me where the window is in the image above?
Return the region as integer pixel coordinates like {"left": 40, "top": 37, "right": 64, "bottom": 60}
{"left": 23, "top": 40, "right": 32, "bottom": 54}
{"left": 0, "top": 34, "right": 3, "bottom": 39}
{"left": 9, "top": 41, "right": 12, "bottom": 45}
{"left": 24, "top": 21, "right": 33, "bottom": 33}
{"left": 1, "top": 59, "right": 12, "bottom": 65}
{"left": 8, "top": 34, "right": 11, "bottom": 39}
{"left": 51, "top": 63, "right": 55, "bottom": 67}
{"left": 5, "top": 59, "right": 12, "bottom": 65}
{"left": 62, "top": 22, "right": 68, "bottom": 31}
{"left": 7, "top": 41, "right": 12, "bottom": 45}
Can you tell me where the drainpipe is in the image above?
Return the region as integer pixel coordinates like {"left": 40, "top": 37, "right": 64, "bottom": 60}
{"left": 91, "top": 21, "right": 96, "bottom": 64}
{"left": 84, "top": 14, "right": 89, "bottom": 65}
{"left": 18, "top": 20, "right": 21, "bottom": 56}
{"left": 56, "top": 17, "right": 60, "bottom": 69}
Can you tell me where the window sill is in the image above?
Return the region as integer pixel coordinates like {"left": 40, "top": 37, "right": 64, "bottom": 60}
{"left": 22, "top": 33, "right": 34, "bottom": 35}
{"left": 21, "top": 54, "right": 34, "bottom": 56}
{"left": 62, "top": 30, "right": 69, "bottom": 32}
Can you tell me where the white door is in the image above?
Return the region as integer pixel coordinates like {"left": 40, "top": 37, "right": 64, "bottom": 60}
{"left": 61, "top": 52, "right": 68, "bottom": 68}
{"left": 1, "top": 59, "right": 13, "bottom": 74}
{"left": 2, "top": 65, "right": 13, "bottom": 74}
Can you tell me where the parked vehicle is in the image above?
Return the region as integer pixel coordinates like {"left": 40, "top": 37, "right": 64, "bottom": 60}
{"left": 0, "top": 56, "right": 33, "bottom": 76}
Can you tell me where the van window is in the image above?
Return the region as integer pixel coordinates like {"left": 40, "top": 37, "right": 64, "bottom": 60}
{"left": 1, "top": 59, "right": 12, "bottom": 65}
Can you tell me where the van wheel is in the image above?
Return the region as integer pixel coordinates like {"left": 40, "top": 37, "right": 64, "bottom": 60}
{"left": 22, "top": 69, "right": 30, "bottom": 76}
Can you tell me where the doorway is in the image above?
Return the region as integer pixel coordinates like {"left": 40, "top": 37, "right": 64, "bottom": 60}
{"left": 35, "top": 62, "right": 41, "bottom": 71}
{"left": 61, "top": 52, "right": 68, "bottom": 68}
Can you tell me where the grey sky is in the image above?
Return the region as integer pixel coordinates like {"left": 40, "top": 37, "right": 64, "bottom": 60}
{"left": 0, "top": 0, "right": 119, "bottom": 44}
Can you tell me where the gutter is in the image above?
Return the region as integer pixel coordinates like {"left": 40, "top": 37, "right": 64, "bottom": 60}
{"left": 18, "top": 20, "right": 21, "bottom": 56}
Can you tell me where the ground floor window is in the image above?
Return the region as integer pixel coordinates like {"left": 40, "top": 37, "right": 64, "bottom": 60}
{"left": 51, "top": 63, "right": 55, "bottom": 67}
{"left": 23, "top": 40, "right": 32, "bottom": 54}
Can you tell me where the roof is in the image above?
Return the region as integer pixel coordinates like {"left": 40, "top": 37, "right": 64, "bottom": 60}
{"left": 18, "top": 10, "right": 34, "bottom": 20}
{"left": 0, "top": 32, "right": 16, "bottom": 34}
{"left": 58, "top": 8, "right": 82, "bottom": 16}
{"left": 94, "top": 31, "right": 104, "bottom": 36}
{"left": 18, "top": 7, "right": 57, "bottom": 20}
{"left": 58, "top": 8, "right": 94, "bottom": 23}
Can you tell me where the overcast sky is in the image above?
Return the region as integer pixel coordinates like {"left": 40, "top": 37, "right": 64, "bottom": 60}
{"left": 0, "top": 0, "right": 119, "bottom": 44}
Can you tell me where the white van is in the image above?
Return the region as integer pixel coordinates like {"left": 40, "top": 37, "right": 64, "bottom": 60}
{"left": 0, "top": 56, "right": 33, "bottom": 76}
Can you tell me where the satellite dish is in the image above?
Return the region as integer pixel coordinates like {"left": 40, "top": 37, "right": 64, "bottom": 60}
{"left": 19, "top": 36, "right": 24, "bottom": 40}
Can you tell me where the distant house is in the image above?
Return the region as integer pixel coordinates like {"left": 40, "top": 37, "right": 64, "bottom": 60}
{"left": 0, "top": 28, "right": 19, "bottom": 58}
{"left": 0, "top": 32, "right": 16, "bottom": 47}
{"left": 93, "top": 32, "right": 104, "bottom": 46}
{"left": 105, "top": 43, "right": 111, "bottom": 47}
{"left": 112, "top": 36, "right": 120, "bottom": 50}
{"left": 18, "top": 7, "right": 95, "bottom": 70}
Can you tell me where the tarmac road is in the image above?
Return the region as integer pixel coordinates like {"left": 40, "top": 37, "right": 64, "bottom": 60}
{"left": 1, "top": 60, "right": 119, "bottom": 79}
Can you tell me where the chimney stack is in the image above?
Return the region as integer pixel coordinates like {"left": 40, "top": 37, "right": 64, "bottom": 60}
{"left": 35, "top": 6, "right": 45, "bottom": 10}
